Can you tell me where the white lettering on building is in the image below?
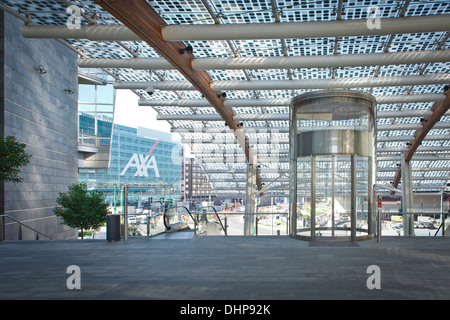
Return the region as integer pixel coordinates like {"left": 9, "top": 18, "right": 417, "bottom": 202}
{"left": 120, "top": 154, "right": 160, "bottom": 177}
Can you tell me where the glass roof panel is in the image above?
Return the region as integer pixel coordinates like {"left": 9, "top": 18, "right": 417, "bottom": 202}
{"left": 2, "top": 0, "right": 449, "bottom": 193}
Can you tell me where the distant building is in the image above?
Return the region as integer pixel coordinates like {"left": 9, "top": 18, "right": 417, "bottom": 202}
{"left": 183, "top": 157, "right": 215, "bottom": 203}
{"left": 78, "top": 114, "right": 182, "bottom": 208}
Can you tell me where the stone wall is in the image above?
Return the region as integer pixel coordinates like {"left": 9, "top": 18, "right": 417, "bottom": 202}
{"left": 0, "top": 10, "right": 78, "bottom": 240}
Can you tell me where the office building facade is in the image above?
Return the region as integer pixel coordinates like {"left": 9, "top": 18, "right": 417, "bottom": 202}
{"left": 78, "top": 114, "right": 182, "bottom": 208}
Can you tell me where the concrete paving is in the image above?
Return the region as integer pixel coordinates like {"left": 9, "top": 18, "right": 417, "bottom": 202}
{"left": 0, "top": 234, "right": 450, "bottom": 300}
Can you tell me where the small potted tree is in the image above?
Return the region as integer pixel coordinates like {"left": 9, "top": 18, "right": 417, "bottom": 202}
{"left": 0, "top": 136, "right": 31, "bottom": 241}
{"left": 54, "top": 182, "right": 109, "bottom": 239}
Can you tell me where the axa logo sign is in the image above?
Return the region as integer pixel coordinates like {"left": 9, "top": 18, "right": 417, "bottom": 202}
{"left": 120, "top": 154, "right": 160, "bottom": 177}
{"left": 120, "top": 140, "right": 160, "bottom": 177}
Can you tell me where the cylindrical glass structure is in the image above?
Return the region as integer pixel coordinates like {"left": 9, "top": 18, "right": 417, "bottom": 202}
{"left": 289, "top": 90, "right": 377, "bottom": 241}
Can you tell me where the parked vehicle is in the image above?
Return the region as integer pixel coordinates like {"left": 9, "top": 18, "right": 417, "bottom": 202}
{"left": 418, "top": 216, "right": 436, "bottom": 224}
{"left": 128, "top": 215, "right": 137, "bottom": 224}
{"left": 416, "top": 222, "right": 428, "bottom": 229}
{"left": 391, "top": 215, "right": 403, "bottom": 223}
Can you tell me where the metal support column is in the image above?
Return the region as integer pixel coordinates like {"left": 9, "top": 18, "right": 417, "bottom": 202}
{"left": 0, "top": 216, "right": 3, "bottom": 242}
{"left": 376, "top": 194, "right": 382, "bottom": 242}
{"left": 289, "top": 103, "right": 297, "bottom": 237}
{"left": 123, "top": 185, "right": 129, "bottom": 242}
{"left": 441, "top": 191, "right": 445, "bottom": 237}
{"left": 310, "top": 155, "right": 316, "bottom": 241}
{"left": 331, "top": 155, "right": 335, "bottom": 238}
{"left": 351, "top": 155, "right": 357, "bottom": 241}
{"left": 244, "top": 162, "right": 257, "bottom": 235}
{"left": 368, "top": 157, "right": 374, "bottom": 236}
{"left": 401, "top": 156, "right": 414, "bottom": 236}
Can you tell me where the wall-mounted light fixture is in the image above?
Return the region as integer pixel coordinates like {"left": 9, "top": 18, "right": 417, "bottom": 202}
{"left": 146, "top": 84, "right": 155, "bottom": 96}
{"left": 180, "top": 44, "right": 193, "bottom": 54}
{"left": 65, "top": 89, "right": 74, "bottom": 94}
{"left": 36, "top": 65, "right": 47, "bottom": 74}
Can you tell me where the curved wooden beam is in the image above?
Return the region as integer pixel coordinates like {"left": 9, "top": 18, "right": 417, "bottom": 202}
{"left": 391, "top": 86, "right": 450, "bottom": 194}
{"left": 93, "top": 0, "right": 263, "bottom": 193}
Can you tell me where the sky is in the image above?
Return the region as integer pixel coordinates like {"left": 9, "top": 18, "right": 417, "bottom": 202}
{"left": 113, "top": 89, "right": 172, "bottom": 133}
{"left": 113, "top": 89, "right": 188, "bottom": 153}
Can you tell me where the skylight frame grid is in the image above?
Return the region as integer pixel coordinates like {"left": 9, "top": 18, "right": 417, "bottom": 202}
{"left": 338, "top": 35, "right": 390, "bottom": 54}
{"left": 286, "top": 38, "right": 336, "bottom": 56}
{"left": 393, "top": 117, "right": 422, "bottom": 125}
{"left": 232, "top": 39, "right": 285, "bottom": 57}
{"left": 290, "top": 68, "right": 330, "bottom": 80}
{"left": 424, "top": 62, "right": 450, "bottom": 75}
{"left": 246, "top": 68, "right": 290, "bottom": 81}
{"left": 208, "top": 69, "right": 248, "bottom": 81}
{"left": 341, "top": 1, "right": 400, "bottom": 20}
{"left": 377, "top": 103, "right": 400, "bottom": 112}
{"left": 389, "top": 32, "right": 449, "bottom": 52}
{"left": 219, "top": 90, "right": 255, "bottom": 99}
{"left": 334, "top": 66, "right": 376, "bottom": 79}
{"left": 370, "top": 86, "right": 411, "bottom": 96}
{"left": 378, "top": 64, "right": 421, "bottom": 77}
{"left": 405, "top": 1, "right": 450, "bottom": 17}
{"left": 247, "top": 90, "right": 292, "bottom": 99}
{"left": 150, "top": 0, "right": 211, "bottom": 25}
{"left": 400, "top": 102, "right": 434, "bottom": 111}
{"left": 183, "top": 40, "right": 231, "bottom": 58}
{"left": 210, "top": 0, "right": 276, "bottom": 25}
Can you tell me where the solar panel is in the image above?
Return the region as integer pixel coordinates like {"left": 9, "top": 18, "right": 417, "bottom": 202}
{"left": 2, "top": 0, "right": 449, "bottom": 195}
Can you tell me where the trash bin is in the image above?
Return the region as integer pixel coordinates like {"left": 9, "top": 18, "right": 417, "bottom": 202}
{"left": 106, "top": 214, "right": 121, "bottom": 242}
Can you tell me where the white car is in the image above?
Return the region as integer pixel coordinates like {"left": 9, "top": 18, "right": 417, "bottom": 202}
{"left": 128, "top": 216, "right": 137, "bottom": 224}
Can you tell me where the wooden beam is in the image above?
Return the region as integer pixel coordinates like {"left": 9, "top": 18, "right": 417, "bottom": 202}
{"left": 93, "top": 0, "right": 263, "bottom": 192}
{"left": 391, "top": 87, "right": 450, "bottom": 194}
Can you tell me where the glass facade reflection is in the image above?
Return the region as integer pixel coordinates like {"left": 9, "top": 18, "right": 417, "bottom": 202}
{"left": 77, "top": 70, "right": 182, "bottom": 209}
{"left": 78, "top": 114, "right": 182, "bottom": 207}
{"left": 78, "top": 80, "right": 115, "bottom": 147}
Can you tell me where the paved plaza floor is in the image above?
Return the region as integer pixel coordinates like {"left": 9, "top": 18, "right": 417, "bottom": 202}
{"left": 1, "top": 234, "right": 450, "bottom": 300}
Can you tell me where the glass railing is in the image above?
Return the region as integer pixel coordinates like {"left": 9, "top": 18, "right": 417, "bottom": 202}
{"left": 125, "top": 212, "right": 166, "bottom": 237}
{"left": 163, "top": 206, "right": 227, "bottom": 236}
{"left": 218, "top": 212, "right": 289, "bottom": 236}
{"left": 378, "top": 211, "right": 449, "bottom": 238}
{"left": 114, "top": 207, "right": 450, "bottom": 240}
{"left": 163, "top": 206, "right": 196, "bottom": 232}
{"left": 78, "top": 133, "right": 111, "bottom": 147}
{"left": 193, "top": 206, "right": 227, "bottom": 236}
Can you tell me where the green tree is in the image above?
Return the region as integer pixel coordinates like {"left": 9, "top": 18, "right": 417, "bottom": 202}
{"left": 0, "top": 136, "right": 31, "bottom": 183}
{"left": 54, "top": 182, "right": 109, "bottom": 239}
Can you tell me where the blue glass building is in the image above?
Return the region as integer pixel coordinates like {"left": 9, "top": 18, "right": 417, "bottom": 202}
{"left": 78, "top": 113, "right": 182, "bottom": 207}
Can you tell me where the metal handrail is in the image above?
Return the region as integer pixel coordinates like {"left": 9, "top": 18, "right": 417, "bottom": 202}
{"left": 164, "top": 206, "right": 196, "bottom": 231}
{"left": 434, "top": 213, "right": 449, "bottom": 237}
{"left": 78, "top": 133, "right": 98, "bottom": 146}
{"left": 164, "top": 206, "right": 229, "bottom": 236}
{"left": 0, "top": 215, "right": 53, "bottom": 240}
{"left": 203, "top": 206, "right": 227, "bottom": 236}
